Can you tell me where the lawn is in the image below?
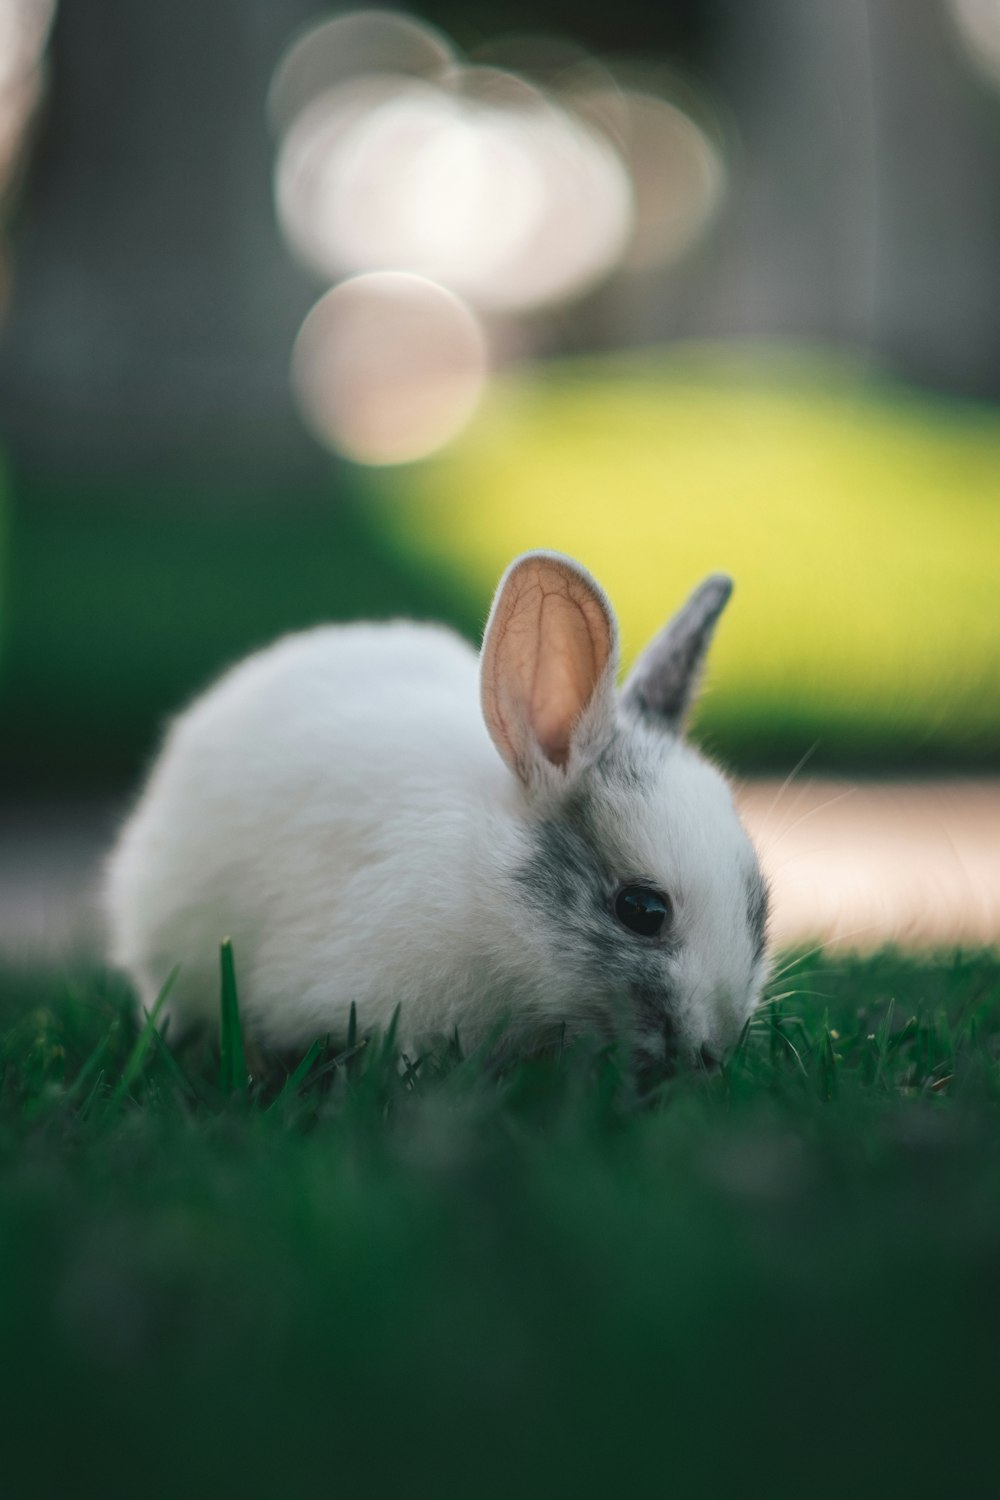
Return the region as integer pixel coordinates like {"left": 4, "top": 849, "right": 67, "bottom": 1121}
{"left": 2, "top": 946, "right": 999, "bottom": 1499}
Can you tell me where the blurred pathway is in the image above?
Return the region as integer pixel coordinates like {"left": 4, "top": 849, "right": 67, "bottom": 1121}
{"left": 735, "top": 779, "right": 1000, "bottom": 950}
{"left": 0, "top": 782, "right": 998, "bottom": 960}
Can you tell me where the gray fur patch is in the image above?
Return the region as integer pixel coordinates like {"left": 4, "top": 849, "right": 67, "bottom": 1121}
{"left": 747, "top": 869, "right": 770, "bottom": 967}
{"left": 593, "top": 732, "right": 648, "bottom": 791}
{"left": 513, "top": 737, "right": 679, "bottom": 1039}
{"left": 621, "top": 573, "right": 733, "bottom": 732}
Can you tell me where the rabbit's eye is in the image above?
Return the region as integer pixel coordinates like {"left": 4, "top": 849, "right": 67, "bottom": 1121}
{"left": 615, "top": 885, "right": 671, "bottom": 937}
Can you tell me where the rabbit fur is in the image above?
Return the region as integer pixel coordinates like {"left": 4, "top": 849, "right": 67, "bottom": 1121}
{"left": 103, "top": 551, "right": 769, "bottom": 1068}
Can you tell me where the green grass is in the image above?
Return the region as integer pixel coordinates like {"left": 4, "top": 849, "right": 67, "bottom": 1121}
{"left": 2, "top": 947, "right": 1000, "bottom": 1498}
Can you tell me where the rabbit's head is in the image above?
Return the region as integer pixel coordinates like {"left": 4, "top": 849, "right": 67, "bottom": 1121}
{"left": 480, "top": 552, "right": 769, "bottom": 1071}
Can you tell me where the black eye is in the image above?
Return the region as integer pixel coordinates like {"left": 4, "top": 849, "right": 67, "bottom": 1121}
{"left": 614, "top": 885, "right": 671, "bottom": 937}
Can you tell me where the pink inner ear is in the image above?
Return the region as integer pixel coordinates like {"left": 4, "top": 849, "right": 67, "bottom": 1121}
{"left": 482, "top": 555, "right": 614, "bottom": 774}
{"left": 530, "top": 589, "right": 605, "bottom": 765}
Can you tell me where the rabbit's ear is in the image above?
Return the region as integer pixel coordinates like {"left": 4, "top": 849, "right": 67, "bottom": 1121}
{"left": 620, "top": 573, "right": 733, "bottom": 734}
{"left": 481, "top": 552, "right": 618, "bottom": 782}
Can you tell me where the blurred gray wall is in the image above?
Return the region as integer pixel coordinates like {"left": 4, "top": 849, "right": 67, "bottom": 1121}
{"left": 0, "top": 0, "right": 325, "bottom": 484}
{"left": 608, "top": 0, "right": 1000, "bottom": 399}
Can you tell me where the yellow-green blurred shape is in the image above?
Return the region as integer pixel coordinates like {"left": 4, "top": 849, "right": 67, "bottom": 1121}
{"left": 383, "top": 348, "right": 1000, "bottom": 763}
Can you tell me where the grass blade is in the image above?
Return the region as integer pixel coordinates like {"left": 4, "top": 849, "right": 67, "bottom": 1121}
{"left": 267, "top": 1037, "right": 328, "bottom": 1112}
{"left": 219, "top": 938, "right": 248, "bottom": 1096}
{"left": 147, "top": 1023, "right": 203, "bottom": 1105}
{"left": 819, "top": 1020, "right": 839, "bottom": 1103}
{"left": 105, "top": 965, "right": 179, "bottom": 1113}
{"left": 65, "top": 1031, "right": 114, "bottom": 1103}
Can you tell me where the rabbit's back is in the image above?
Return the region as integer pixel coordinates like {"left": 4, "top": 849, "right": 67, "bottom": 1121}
{"left": 104, "top": 621, "right": 513, "bottom": 1046}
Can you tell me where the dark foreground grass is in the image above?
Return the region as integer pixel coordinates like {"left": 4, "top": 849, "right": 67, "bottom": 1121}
{"left": 2, "top": 949, "right": 1000, "bottom": 1499}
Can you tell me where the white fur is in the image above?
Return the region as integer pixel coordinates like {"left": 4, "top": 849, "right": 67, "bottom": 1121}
{"left": 103, "top": 555, "right": 768, "bottom": 1061}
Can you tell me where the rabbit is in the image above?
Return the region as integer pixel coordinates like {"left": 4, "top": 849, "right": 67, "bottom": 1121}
{"left": 103, "top": 551, "right": 770, "bottom": 1070}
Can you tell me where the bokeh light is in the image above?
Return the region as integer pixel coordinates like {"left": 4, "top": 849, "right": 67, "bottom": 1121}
{"left": 947, "top": 0, "right": 1000, "bottom": 86}
{"left": 290, "top": 271, "right": 488, "bottom": 466}
{"left": 0, "top": 0, "right": 54, "bottom": 89}
{"left": 570, "top": 85, "right": 725, "bottom": 271}
{"left": 0, "top": 0, "right": 55, "bottom": 195}
{"left": 275, "top": 68, "right": 633, "bottom": 313}
{"left": 271, "top": 9, "right": 728, "bottom": 464}
{"left": 268, "top": 9, "right": 454, "bottom": 137}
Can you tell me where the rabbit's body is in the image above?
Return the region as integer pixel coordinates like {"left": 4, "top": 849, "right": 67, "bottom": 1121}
{"left": 107, "top": 622, "right": 514, "bottom": 1047}
{"left": 105, "top": 554, "right": 770, "bottom": 1066}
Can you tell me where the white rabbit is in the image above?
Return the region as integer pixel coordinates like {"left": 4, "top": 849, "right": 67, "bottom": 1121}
{"left": 103, "top": 551, "right": 769, "bottom": 1069}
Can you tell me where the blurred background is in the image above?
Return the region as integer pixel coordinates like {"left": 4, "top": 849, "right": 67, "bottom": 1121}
{"left": 0, "top": 0, "right": 998, "bottom": 953}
